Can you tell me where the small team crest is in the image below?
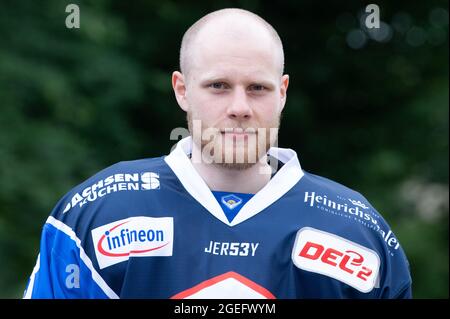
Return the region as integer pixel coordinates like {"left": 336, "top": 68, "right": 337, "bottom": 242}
{"left": 221, "top": 194, "right": 243, "bottom": 210}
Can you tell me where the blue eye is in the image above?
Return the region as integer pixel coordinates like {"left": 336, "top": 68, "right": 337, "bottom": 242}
{"left": 210, "top": 82, "right": 226, "bottom": 89}
{"left": 251, "top": 85, "right": 265, "bottom": 91}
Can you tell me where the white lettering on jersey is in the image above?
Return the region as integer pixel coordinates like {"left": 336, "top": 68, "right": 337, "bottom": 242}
{"left": 63, "top": 172, "right": 160, "bottom": 214}
{"left": 204, "top": 241, "right": 259, "bottom": 256}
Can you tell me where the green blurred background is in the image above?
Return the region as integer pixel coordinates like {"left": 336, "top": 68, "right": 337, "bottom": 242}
{"left": 0, "top": 0, "right": 448, "bottom": 298}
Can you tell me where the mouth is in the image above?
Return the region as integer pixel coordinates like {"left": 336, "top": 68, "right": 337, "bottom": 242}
{"left": 220, "top": 127, "right": 255, "bottom": 135}
{"left": 220, "top": 128, "right": 256, "bottom": 137}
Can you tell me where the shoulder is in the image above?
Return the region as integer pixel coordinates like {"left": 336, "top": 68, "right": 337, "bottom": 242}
{"left": 294, "top": 170, "right": 412, "bottom": 296}
{"left": 298, "top": 170, "right": 379, "bottom": 219}
{"left": 301, "top": 170, "right": 368, "bottom": 200}
{"left": 49, "top": 156, "right": 168, "bottom": 221}
{"left": 298, "top": 170, "right": 392, "bottom": 241}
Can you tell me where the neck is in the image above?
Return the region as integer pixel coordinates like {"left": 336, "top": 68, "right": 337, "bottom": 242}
{"left": 190, "top": 144, "right": 272, "bottom": 194}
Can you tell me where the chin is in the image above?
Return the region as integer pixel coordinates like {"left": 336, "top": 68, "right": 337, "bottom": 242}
{"left": 214, "top": 146, "right": 261, "bottom": 170}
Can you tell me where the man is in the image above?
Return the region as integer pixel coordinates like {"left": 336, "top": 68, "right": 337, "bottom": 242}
{"left": 24, "top": 8, "right": 412, "bottom": 298}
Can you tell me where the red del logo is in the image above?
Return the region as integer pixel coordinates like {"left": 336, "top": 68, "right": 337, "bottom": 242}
{"left": 292, "top": 227, "right": 380, "bottom": 293}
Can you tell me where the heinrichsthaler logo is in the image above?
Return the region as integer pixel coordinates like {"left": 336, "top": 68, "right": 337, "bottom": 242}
{"left": 91, "top": 216, "right": 174, "bottom": 269}
{"left": 63, "top": 172, "right": 160, "bottom": 213}
{"left": 304, "top": 191, "right": 401, "bottom": 252}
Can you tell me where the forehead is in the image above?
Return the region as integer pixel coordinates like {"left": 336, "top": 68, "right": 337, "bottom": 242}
{"left": 187, "top": 18, "right": 281, "bottom": 79}
{"left": 190, "top": 39, "right": 280, "bottom": 81}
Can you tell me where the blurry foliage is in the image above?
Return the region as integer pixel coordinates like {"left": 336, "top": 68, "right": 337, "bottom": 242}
{"left": 0, "top": 0, "right": 448, "bottom": 298}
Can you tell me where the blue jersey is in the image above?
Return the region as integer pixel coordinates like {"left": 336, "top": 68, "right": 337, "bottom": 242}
{"left": 24, "top": 137, "right": 412, "bottom": 299}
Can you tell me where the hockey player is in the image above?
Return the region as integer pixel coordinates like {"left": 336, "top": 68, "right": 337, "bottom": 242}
{"left": 24, "top": 8, "right": 412, "bottom": 299}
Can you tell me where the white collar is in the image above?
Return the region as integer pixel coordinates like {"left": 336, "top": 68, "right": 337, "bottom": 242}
{"left": 164, "top": 136, "right": 304, "bottom": 227}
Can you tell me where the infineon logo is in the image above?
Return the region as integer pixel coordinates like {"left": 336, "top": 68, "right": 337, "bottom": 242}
{"left": 291, "top": 227, "right": 380, "bottom": 293}
{"left": 63, "top": 172, "right": 160, "bottom": 213}
{"left": 92, "top": 216, "right": 173, "bottom": 269}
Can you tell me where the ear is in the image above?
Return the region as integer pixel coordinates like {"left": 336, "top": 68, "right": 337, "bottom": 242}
{"left": 279, "top": 74, "right": 289, "bottom": 112}
{"left": 172, "top": 71, "right": 189, "bottom": 112}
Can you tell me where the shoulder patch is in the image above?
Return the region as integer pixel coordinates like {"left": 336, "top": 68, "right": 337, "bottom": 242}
{"left": 291, "top": 227, "right": 380, "bottom": 293}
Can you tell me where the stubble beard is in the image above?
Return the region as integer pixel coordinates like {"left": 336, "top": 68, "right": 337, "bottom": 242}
{"left": 187, "top": 112, "right": 280, "bottom": 170}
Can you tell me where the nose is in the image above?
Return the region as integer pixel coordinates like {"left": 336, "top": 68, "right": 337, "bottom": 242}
{"left": 226, "top": 87, "right": 252, "bottom": 120}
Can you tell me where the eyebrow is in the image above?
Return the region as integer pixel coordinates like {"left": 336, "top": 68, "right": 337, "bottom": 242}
{"left": 199, "top": 76, "right": 277, "bottom": 88}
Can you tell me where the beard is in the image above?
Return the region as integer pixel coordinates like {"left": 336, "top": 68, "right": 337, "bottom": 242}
{"left": 187, "top": 112, "right": 280, "bottom": 170}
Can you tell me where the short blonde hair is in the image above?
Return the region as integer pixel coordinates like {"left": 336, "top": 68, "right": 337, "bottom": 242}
{"left": 179, "top": 8, "right": 285, "bottom": 77}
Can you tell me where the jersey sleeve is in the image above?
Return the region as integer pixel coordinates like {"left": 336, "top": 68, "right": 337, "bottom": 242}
{"left": 394, "top": 284, "right": 413, "bottom": 299}
{"left": 376, "top": 252, "right": 413, "bottom": 299}
{"left": 23, "top": 159, "right": 159, "bottom": 299}
{"left": 23, "top": 216, "right": 118, "bottom": 298}
{"left": 360, "top": 196, "right": 413, "bottom": 299}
